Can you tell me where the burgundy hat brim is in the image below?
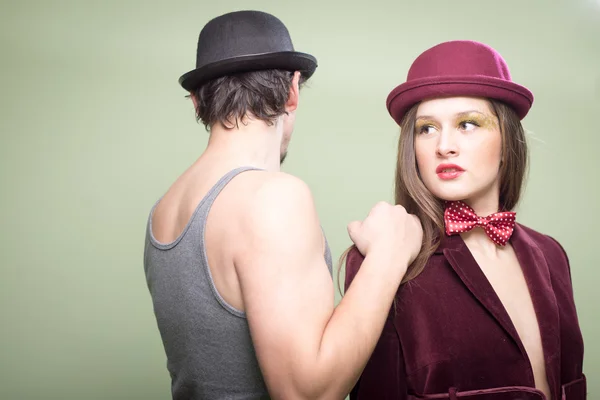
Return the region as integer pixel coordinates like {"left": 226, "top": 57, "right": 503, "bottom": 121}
{"left": 386, "top": 75, "right": 534, "bottom": 124}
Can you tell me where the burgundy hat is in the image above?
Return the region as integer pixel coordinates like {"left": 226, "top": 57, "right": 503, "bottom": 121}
{"left": 386, "top": 40, "right": 534, "bottom": 125}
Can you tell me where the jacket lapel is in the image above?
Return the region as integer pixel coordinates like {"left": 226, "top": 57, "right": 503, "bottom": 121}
{"left": 436, "top": 234, "right": 524, "bottom": 352}
{"left": 510, "top": 225, "right": 561, "bottom": 400}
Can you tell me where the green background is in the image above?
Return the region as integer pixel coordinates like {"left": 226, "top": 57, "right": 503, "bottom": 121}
{"left": 1, "top": 0, "right": 598, "bottom": 399}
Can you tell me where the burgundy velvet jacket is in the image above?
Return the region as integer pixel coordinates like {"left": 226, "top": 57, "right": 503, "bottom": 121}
{"left": 345, "top": 224, "right": 586, "bottom": 400}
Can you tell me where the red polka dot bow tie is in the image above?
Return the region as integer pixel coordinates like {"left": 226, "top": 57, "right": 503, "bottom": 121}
{"left": 444, "top": 201, "right": 516, "bottom": 246}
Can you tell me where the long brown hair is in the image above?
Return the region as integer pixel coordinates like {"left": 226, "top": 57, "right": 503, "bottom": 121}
{"left": 337, "top": 98, "right": 529, "bottom": 292}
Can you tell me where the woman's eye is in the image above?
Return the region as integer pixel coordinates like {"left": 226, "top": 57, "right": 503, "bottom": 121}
{"left": 459, "top": 121, "right": 479, "bottom": 131}
{"left": 419, "top": 125, "right": 435, "bottom": 134}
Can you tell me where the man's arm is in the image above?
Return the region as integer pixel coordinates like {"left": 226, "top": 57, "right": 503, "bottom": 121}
{"left": 234, "top": 174, "right": 416, "bottom": 399}
{"left": 345, "top": 246, "right": 408, "bottom": 400}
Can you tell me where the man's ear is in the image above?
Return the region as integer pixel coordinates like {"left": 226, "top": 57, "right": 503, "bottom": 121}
{"left": 285, "top": 71, "right": 301, "bottom": 113}
{"left": 190, "top": 92, "right": 198, "bottom": 109}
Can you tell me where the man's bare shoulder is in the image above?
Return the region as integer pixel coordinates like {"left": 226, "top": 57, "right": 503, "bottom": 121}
{"left": 235, "top": 171, "right": 319, "bottom": 241}
{"left": 246, "top": 171, "right": 315, "bottom": 220}
{"left": 232, "top": 170, "right": 309, "bottom": 205}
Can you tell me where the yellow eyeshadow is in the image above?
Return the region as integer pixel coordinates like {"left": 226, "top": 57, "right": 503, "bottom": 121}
{"left": 460, "top": 113, "right": 499, "bottom": 129}
{"left": 414, "top": 112, "right": 499, "bottom": 132}
{"left": 414, "top": 119, "right": 436, "bottom": 131}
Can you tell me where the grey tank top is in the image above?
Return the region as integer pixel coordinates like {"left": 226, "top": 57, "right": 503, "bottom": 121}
{"left": 143, "top": 166, "right": 333, "bottom": 400}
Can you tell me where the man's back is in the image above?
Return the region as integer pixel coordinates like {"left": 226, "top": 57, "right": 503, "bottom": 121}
{"left": 143, "top": 165, "right": 333, "bottom": 399}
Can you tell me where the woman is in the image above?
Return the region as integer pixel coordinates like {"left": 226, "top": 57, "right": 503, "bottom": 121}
{"left": 343, "top": 40, "right": 586, "bottom": 400}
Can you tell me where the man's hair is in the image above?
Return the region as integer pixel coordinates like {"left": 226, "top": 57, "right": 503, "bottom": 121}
{"left": 190, "top": 69, "right": 306, "bottom": 131}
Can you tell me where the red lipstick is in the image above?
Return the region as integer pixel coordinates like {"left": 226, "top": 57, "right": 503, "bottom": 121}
{"left": 436, "top": 163, "right": 465, "bottom": 180}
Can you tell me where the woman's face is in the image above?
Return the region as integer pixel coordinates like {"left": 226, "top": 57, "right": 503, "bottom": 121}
{"left": 414, "top": 96, "right": 502, "bottom": 209}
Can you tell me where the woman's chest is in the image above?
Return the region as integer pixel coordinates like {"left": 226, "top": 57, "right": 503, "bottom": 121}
{"left": 395, "top": 270, "right": 537, "bottom": 389}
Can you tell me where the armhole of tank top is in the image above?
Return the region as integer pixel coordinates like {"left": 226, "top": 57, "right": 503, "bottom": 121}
{"left": 197, "top": 166, "right": 265, "bottom": 319}
{"left": 199, "top": 213, "right": 247, "bottom": 319}
{"left": 201, "top": 169, "right": 334, "bottom": 316}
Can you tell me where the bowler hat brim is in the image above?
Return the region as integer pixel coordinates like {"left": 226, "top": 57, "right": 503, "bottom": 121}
{"left": 179, "top": 51, "right": 317, "bottom": 92}
{"left": 386, "top": 75, "right": 534, "bottom": 124}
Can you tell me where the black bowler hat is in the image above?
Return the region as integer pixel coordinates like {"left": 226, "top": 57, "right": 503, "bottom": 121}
{"left": 179, "top": 10, "right": 318, "bottom": 92}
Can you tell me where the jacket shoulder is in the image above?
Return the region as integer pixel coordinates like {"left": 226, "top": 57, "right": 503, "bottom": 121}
{"left": 516, "top": 223, "right": 572, "bottom": 277}
{"left": 516, "top": 223, "right": 568, "bottom": 255}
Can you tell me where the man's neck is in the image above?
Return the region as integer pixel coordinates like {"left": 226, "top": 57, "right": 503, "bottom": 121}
{"left": 203, "top": 119, "right": 283, "bottom": 172}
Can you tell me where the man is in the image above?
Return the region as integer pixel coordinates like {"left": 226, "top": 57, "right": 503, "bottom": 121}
{"left": 143, "top": 10, "right": 423, "bottom": 400}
